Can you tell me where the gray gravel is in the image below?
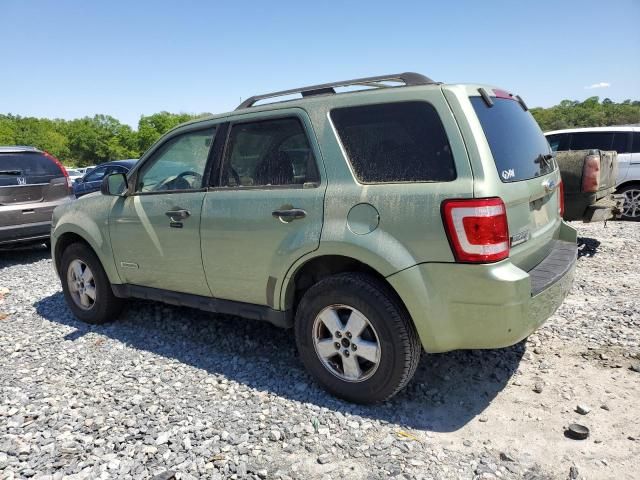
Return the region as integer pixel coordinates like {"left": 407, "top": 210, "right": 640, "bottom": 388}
{"left": 1, "top": 221, "right": 639, "bottom": 480}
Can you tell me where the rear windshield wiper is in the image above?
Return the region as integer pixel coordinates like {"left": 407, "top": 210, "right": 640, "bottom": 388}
{"left": 0, "top": 170, "right": 22, "bottom": 175}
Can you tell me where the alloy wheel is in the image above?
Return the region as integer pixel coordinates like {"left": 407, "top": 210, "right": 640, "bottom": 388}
{"left": 67, "top": 259, "right": 97, "bottom": 310}
{"left": 312, "top": 305, "right": 381, "bottom": 382}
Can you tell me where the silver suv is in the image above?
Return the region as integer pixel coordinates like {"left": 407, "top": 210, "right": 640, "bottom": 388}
{"left": 0, "top": 146, "right": 74, "bottom": 246}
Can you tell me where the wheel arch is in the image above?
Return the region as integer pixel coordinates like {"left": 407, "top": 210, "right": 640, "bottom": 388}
{"left": 52, "top": 223, "right": 121, "bottom": 283}
{"left": 281, "top": 254, "right": 412, "bottom": 319}
{"left": 617, "top": 179, "right": 640, "bottom": 191}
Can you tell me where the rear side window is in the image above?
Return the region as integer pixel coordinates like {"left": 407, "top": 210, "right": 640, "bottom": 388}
{"left": 471, "top": 97, "right": 553, "bottom": 182}
{"left": 0, "top": 152, "right": 61, "bottom": 177}
{"left": 570, "top": 132, "right": 613, "bottom": 151}
{"left": 330, "top": 102, "right": 456, "bottom": 183}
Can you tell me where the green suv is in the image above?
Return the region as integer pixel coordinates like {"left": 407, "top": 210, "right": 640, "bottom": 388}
{"left": 51, "top": 73, "right": 577, "bottom": 403}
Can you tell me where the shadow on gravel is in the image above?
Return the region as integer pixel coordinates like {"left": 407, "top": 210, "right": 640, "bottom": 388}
{"left": 577, "top": 237, "right": 600, "bottom": 258}
{"left": 0, "top": 243, "right": 50, "bottom": 268}
{"left": 34, "top": 291, "right": 524, "bottom": 433}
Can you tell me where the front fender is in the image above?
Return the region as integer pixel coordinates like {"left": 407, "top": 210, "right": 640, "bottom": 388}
{"left": 51, "top": 196, "right": 121, "bottom": 284}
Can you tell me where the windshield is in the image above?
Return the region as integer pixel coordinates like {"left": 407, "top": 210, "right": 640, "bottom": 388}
{"left": 471, "top": 97, "right": 555, "bottom": 182}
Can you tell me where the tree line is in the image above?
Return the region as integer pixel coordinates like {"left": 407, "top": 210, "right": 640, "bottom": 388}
{"left": 1, "top": 97, "right": 639, "bottom": 166}
{"left": 0, "top": 112, "right": 206, "bottom": 167}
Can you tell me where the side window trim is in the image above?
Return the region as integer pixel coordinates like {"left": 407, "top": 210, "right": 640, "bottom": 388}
{"left": 130, "top": 125, "right": 218, "bottom": 196}
{"left": 214, "top": 114, "right": 321, "bottom": 190}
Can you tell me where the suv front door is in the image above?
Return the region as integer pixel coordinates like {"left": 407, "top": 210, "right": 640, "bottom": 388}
{"left": 201, "top": 110, "right": 325, "bottom": 308}
{"left": 109, "top": 126, "right": 216, "bottom": 296}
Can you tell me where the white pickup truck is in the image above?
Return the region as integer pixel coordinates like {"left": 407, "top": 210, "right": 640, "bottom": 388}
{"left": 545, "top": 126, "right": 640, "bottom": 220}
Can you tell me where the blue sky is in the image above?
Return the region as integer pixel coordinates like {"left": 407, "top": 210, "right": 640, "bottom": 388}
{"left": 1, "top": 0, "right": 639, "bottom": 128}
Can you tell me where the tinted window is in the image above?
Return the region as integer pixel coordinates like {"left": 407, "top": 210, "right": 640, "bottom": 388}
{"left": 546, "top": 133, "right": 570, "bottom": 152}
{"left": 139, "top": 128, "right": 215, "bottom": 192}
{"left": 330, "top": 102, "right": 455, "bottom": 183}
{"left": 471, "top": 97, "right": 553, "bottom": 182}
{"left": 612, "top": 132, "right": 630, "bottom": 154}
{"left": 633, "top": 133, "right": 640, "bottom": 153}
{"left": 83, "top": 166, "right": 108, "bottom": 183}
{"left": 570, "top": 132, "right": 613, "bottom": 151}
{"left": 223, "top": 118, "right": 319, "bottom": 187}
{"left": 0, "top": 152, "right": 61, "bottom": 178}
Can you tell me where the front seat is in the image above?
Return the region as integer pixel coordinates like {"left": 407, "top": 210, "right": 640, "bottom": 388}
{"left": 254, "top": 151, "right": 295, "bottom": 186}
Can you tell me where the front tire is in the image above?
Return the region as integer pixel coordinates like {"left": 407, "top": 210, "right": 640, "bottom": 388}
{"left": 60, "top": 243, "right": 124, "bottom": 324}
{"left": 295, "top": 273, "right": 421, "bottom": 404}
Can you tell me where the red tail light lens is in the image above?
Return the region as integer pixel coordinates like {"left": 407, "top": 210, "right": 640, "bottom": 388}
{"left": 558, "top": 180, "right": 565, "bottom": 217}
{"left": 43, "top": 151, "right": 72, "bottom": 190}
{"left": 441, "top": 197, "right": 510, "bottom": 263}
{"left": 581, "top": 154, "right": 600, "bottom": 193}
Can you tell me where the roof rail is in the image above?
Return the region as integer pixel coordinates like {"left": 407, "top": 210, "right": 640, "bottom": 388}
{"left": 236, "top": 72, "right": 436, "bottom": 110}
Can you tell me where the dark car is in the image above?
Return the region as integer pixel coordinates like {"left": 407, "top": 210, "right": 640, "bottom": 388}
{"left": 0, "top": 146, "right": 74, "bottom": 246}
{"left": 73, "top": 159, "right": 137, "bottom": 198}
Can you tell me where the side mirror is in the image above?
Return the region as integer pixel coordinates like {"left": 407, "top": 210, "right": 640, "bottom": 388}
{"left": 101, "top": 173, "right": 128, "bottom": 196}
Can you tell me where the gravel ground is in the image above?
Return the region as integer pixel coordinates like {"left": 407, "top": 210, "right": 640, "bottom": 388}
{"left": 1, "top": 221, "right": 639, "bottom": 480}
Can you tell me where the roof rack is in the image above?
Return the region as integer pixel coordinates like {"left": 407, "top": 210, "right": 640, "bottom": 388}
{"left": 236, "top": 72, "right": 436, "bottom": 110}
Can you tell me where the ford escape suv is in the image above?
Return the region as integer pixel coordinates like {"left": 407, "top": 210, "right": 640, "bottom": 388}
{"left": 51, "top": 73, "right": 577, "bottom": 403}
{"left": 1, "top": 146, "right": 73, "bottom": 246}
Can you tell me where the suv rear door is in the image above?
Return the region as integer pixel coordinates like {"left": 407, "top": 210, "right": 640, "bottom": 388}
{"left": 460, "top": 89, "right": 564, "bottom": 271}
{"left": 0, "top": 150, "right": 69, "bottom": 233}
{"left": 201, "top": 109, "right": 325, "bottom": 308}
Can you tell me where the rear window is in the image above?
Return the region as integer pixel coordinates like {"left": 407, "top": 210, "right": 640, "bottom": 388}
{"left": 0, "top": 152, "right": 61, "bottom": 177}
{"left": 330, "top": 102, "right": 456, "bottom": 183}
{"left": 471, "top": 97, "right": 554, "bottom": 182}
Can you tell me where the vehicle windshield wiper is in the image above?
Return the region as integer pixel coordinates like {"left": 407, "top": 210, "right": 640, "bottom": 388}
{"left": 0, "top": 170, "right": 22, "bottom": 175}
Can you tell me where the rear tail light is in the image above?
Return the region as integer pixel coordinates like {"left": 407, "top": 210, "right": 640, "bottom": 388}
{"left": 581, "top": 154, "right": 600, "bottom": 193}
{"left": 43, "top": 151, "right": 73, "bottom": 191}
{"left": 558, "top": 180, "right": 565, "bottom": 217}
{"left": 441, "top": 197, "right": 510, "bottom": 263}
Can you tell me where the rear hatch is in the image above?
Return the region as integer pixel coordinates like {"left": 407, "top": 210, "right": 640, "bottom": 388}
{"left": 0, "top": 151, "right": 70, "bottom": 224}
{"left": 469, "top": 91, "right": 563, "bottom": 271}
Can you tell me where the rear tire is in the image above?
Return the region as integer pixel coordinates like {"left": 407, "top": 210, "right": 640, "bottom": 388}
{"left": 619, "top": 184, "right": 640, "bottom": 221}
{"left": 60, "top": 243, "right": 123, "bottom": 324}
{"left": 295, "top": 273, "right": 421, "bottom": 404}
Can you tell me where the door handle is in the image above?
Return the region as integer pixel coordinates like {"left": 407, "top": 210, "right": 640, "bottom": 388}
{"left": 272, "top": 208, "right": 307, "bottom": 222}
{"left": 165, "top": 208, "right": 191, "bottom": 221}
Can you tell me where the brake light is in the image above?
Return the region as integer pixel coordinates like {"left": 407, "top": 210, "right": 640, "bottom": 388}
{"left": 581, "top": 154, "right": 600, "bottom": 193}
{"left": 43, "top": 151, "right": 72, "bottom": 190}
{"left": 558, "top": 180, "right": 565, "bottom": 217}
{"left": 441, "top": 197, "right": 510, "bottom": 263}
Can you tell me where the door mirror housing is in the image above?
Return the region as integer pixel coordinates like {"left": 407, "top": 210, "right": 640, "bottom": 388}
{"left": 101, "top": 173, "right": 128, "bottom": 196}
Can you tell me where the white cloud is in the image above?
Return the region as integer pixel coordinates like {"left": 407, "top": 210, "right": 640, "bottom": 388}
{"left": 585, "top": 82, "right": 611, "bottom": 89}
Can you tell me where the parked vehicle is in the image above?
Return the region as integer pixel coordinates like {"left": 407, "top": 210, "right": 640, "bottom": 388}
{"left": 66, "top": 168, "right": 84, "bottom": 183}
{"left": 546, "top": 126, "right": 640, "bottom": 220}
{"left": 51, "top": 73, "right": 577, "bottom": 403}
{"left": 550, "top": 149, "right": 622, "bottom": 222}
{"left": 0, "top": 146, "right": 74, "bottom": 246}
{"left": 73, "top": 160, "right": 136, "bottom": 198}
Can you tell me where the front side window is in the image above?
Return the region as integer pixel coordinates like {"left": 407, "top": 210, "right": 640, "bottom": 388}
{"left": 138, "top": 128, "right": 215, "bottom": 193}
{"left": 331, "top": 102, "right": 455, "bottom": 183}
{"left": 84, "top": 166, "right": 108, "bottom": 183}
{"left": 633, "top": 132, "right": 640, "bottom": 153}
{"left": 222, "top": 118, "right": 319, "bottom": 187}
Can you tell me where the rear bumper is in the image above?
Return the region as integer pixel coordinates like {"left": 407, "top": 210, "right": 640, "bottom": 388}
{"left": 0, "top": 196, "right": 73, "bottom": 245}
{"left": 388, "top": 221, "right": 578, "bottom": 353}
{"left": 564, "top": 190, "right": 623, "bottom": 222}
